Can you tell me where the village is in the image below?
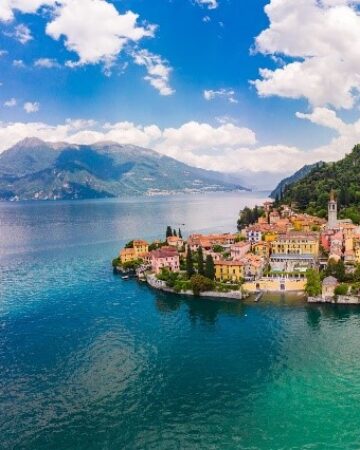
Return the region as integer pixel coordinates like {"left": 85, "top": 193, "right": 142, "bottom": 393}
{"left": 113, "top": 192, "right": 360, "bottom": 303}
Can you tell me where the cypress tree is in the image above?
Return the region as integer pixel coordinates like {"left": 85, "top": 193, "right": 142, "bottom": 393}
{"left": 205, "top": 255, "right": 215, "bottom": 280}
{"left": 166, "top": 226, "right": 173, "bottom": 238}
{"left": 173, "top": 229, "right": 177, "bottom": 237}
{"left": 197, "top": 246, "right": 205, "bottom": 275}
{"left": 186, "top": 247, "right": 195, "bottom": 279}
{"left": 178, "top": 228, "right": 182, "bottom": 239}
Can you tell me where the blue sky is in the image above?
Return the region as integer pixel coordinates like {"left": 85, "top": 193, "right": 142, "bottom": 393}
{"left": 1, "top": 0, "right": 360, "bottom": 187}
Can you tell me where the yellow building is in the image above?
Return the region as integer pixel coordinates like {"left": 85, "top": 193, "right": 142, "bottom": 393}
{"left": 133, "top": 240, "right": 149, "bottom": 257}
{"left": 215, "top": 260, "right": 244, "bottom": 283}
{"left": 120, "top": 240, "right": 149, "bottom": 263}
{"left": 243, "top": 277, "right": 306, "bottom": 293}
{"left": 252, "top": 241, "right": 270, "bottom": 258}
{"left": 271, "top": 232, "right": 319, "bottom": 256}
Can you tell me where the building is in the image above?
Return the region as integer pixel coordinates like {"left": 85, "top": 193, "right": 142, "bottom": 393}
{"left": 230, "top": 241, "right": 251, "bottom": 260}
{"left": 166, "top": 236, "right": 184, "bottom": 249}
{"left": 271, "top": 232, "right": 319, "bottom": 256}
{"left": 150, "top": 247, "right": 180, "bottom": 274}
{"left": 252, "top": 241, "right": 271, "bottom": 258}
{"left": 120, "top": 239, "right": 149, "bottom": 264}
{"left": 187, "top": 233, "right": 236, "bottom": 251}
{"left": 241, "top": 254, "right": 266, "bottom": 280}
{"left": 322, "top": 276, "right": 338, "bottom": 299}
{"left": 328, "top": 190, "right": 338, "bottom": 229}
{"left": 270, "top": 253, "right": 316, "bottom": 273}
{"left": 215, "top": 260, "right": 244, "bottom": 283}
{"left": 243, "top": 276, "right": 306, "bottom": 293}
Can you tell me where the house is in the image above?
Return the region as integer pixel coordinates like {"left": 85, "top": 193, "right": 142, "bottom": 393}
{"left": 322, "top": 276, "right": 338, "bottom": 299}
{"left": 120, "top": 239, "right": 149, "bottom": 264}
{"left": 150, "top": 247, "right": 180, "bottom": 274}
{"left": 215, "top": 260, "right": 244, "bottom": 283}
{"left": 252, "top": 241, "right": 271, "bottom": 258}
{"left": 230, "top": 241, "right": 251, "bottom": 260}
{"left": 187, "top": 233, "right": 236, "bottom": 251}
{"left": 166, "top": 235, "right": 184, "bottom": 249}
{"left": 271, "top": 232, "right": 319, "bottom": 256}
{"left": 241, "top": 254, "right": 266, "bottom": 280}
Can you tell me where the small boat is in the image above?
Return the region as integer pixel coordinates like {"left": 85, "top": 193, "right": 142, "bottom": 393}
{"left": 122, "top": 275, "right": 130, "bottom": 280}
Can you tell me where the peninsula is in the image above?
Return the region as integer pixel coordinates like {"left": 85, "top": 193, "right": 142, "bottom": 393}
{"left": 113, "top": 191, "right": 360, "bottom": 304}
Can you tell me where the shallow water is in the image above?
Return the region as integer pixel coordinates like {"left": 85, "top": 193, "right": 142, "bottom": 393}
{"left": 1, "top": 192, "right": 360, "bottom": 450}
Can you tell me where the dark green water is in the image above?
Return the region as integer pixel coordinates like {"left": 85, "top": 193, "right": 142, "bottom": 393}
{"left": 1, "top": 193, "right": 360, "bottom": 450}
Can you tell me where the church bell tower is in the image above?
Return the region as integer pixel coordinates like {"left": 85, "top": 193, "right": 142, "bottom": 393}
{"left": 328, "top": 190, "right": 338, "bottom": 229}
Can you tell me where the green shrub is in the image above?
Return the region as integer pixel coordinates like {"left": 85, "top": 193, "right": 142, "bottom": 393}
{"left": 334, "top": 284, "right": 349, "bottom": 296}
{"left": 190, "top": 274, "right": 215, "bottom": 296}
{"left": 112, "top": 257, "right": 121, "bottom": 268}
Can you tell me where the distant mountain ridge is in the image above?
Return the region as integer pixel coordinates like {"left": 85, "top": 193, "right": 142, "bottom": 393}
{"left": 270, "top": 162, "right": 324, "bottom": 199}
{"left": 0, "top": 138, "right": 248, "bottom": 201}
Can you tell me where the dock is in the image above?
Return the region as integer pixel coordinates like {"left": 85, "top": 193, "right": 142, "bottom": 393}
{"left": 254, "top": 292, "right": 263, "bottom": 303}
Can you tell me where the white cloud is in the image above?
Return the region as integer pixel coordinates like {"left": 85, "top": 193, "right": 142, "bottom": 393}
{"left": 195, "top": 0, "right": 219, "bottom": 9}
{"left": 0, "top": 0, "right": 55, "bottom": 22}
{"left": 46, "top": 0, "right": 155, "bottom": 70}
{"left": 0, "top": 50, "right": 8, "bottom": 57}
{"left": 12, "top": 59, "right": 25, "bottom": 68}
{"left": 132, "top": 50, "right": 174, "bottom": 96}
{"left": 4, "top": 98, "right": 17, "bottom": 107}
{"left": 24, "top": 102, "right": 40, "bottom": 113}
{"left": 12, "top": 24, "right": 32, "bottom": 44}
{"left": 204, "top": 88, "right": 238, "bottom": 103}
{"left": 253, "top": 0, "right": 360, "bottom": 109}
{"left": 1, "top": 112, "right": 359, "bottom": 180}
{"left": 34, "top": 58, "right": 60, "bottom": 68}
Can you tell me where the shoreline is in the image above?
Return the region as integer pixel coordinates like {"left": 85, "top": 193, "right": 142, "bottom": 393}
{"left": 116, "top": 267, "right": 360, "bottom": 305}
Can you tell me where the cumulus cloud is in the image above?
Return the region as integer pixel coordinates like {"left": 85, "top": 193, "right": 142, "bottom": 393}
{"left": 195, "top": 0, "right": 219, "bottom": 9}
{"left": 12, "top": 24, "right": 32, "bottom": 44}
{"left": 0, "top": 0, "right": 55, "bottom": 22}
{"left": 4, "top": 98, "right": 17, "bottom": 107}
{"left": 34, "top": 58, "right": 60, "bottom": 68}
{"left": 204, "top": 88, "right": 238, "bottom": 103}
{"left": 253, "top": 0, "right": 360, "bottom": 109}
{"left": 46, "top": 0, "right": 155, "bottom": 71}
{"left": 132, "top": 50, "right": 174, "bottom": 96}
{"left": 1, "top": 112, "right": 359, "bottom": 180}
{"left": 23, "top": 102, "right": 40, "bottom": 113}
{"left": 12, "top": 59, "right": 25, "bottom": 68}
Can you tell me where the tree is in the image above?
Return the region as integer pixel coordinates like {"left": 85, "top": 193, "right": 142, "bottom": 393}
{"left": 305, "top": 268, "right": 322, "bottom": 296}
{"left": 205, "top": 255, "right": 215, "bottom": 280}
{"left": 178, "top": 228, "right": 182, "bottom": 239}
{"left": 125, "top": 240, "right": 134, "bottom": 248}
{"left": 335, "top": 284, "right": 348, "bottom": 296}
{"left": 186, "top": 247, "right": 195, "bottom": 278}
{"left": 190, "top": 274, "right": 215, "bottom": 296}
{"left": 173, "top": 228, "right": 177, "bottom": 237}
{"left": 325, "top": 258, "right": 346, "bottom": 282}
{"left": 166, "top": 226, "right": 173, "bottom": 238}
{"left": 197, "top": 246, "right": 205, "bottom": 275}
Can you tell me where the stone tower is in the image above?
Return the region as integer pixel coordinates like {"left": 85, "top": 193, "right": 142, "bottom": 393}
{"left": 328, "top": 190, "right": 338, "bottom": 229}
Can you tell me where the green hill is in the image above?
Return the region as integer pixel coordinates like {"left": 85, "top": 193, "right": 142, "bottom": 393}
{"left": 279, "top": 144, "right": 360, "bottom": 223}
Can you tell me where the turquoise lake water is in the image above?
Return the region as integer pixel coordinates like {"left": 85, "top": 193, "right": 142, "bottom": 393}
{"left": 2, "top": 192, "right": 360, "bottom": 450}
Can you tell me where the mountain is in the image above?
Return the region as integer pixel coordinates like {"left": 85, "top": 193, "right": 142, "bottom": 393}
{"left": 0, "top": 138, "right": 248, "bottom": 201}
{"left": 278, "top": 144, "right": 360, "bottom": 222}
{"left": 270, "top": 162, "right": 324, "bottom": 199}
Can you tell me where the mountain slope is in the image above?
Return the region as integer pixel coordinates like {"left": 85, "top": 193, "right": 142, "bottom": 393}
{"left": 0, "top": 138, "right": 248, "bottom": 201}
{"left": 270, "top": 162, "right": 324, "bottom": 199}
{"left": 279, "top": 144, "right": 360, "bottom": 221}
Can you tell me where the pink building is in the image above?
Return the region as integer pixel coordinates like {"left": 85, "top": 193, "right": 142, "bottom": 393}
{"left": 230, "top": 241, "right": 251, "bottom": 260}
{"left": 150, "top": 247, "right": 180, "bottom": 274}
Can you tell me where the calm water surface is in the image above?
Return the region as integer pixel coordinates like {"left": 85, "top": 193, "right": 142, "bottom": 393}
{"left": 1, "top": 192, "right": 360, "bottom": 450}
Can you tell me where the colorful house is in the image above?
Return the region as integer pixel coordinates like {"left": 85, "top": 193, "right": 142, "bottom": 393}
{"left": 215, "top": 260, "right": 244, "bottom": 283}
{"left": 150, "top": 247, "right": 180, "bottom": 274}
{"left": 230, "top": 241, "right": 251, "bottom": 260}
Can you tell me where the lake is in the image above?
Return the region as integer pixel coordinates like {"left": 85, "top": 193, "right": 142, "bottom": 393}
{"left": 1, "top": 192, "right": 360, "bottom": 450}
